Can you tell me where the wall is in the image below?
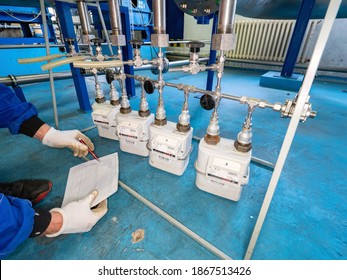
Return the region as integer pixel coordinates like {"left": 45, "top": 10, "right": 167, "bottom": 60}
{"left": 175, "top": 14, "right": 347, "bottom": 76}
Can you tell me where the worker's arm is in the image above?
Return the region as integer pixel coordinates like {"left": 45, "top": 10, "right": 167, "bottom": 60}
{"left": 0, "top": 194, "right": 36, "bottom": 259}
{"left": 0, "top": 191, "right": 107, "bottom": 259}
{"left": 0, "top": 83, "right": 94, "bottom": 157}
{"left": 0, "top": 83, "right": 44, "bottom": 135}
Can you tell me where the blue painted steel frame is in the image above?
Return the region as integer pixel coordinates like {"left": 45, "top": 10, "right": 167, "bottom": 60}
{"left": 54, "top": 1, "right": 136, "bottom": 111}
{"left": 206, "top": 13, "right": 218, "bottom": 91}
{"left": 54, "top": 0, "right": 92, "bottom": 112}
{"left": 281, "top": 0, "right": 316, "bottom": 77}
{"left": 120, "top": 6, "right": 135, "bottom": 98}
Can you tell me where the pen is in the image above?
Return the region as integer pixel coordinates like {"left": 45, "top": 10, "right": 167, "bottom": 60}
{"left": 78, "top": 138, "right": 101, "bottom": 162}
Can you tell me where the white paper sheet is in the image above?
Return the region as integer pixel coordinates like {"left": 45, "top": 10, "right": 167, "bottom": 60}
{"left": 62, "top": 152, "right": 119, "bottom": 208}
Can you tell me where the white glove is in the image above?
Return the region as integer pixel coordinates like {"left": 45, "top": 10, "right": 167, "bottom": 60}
{"left": 46, "top": 191, "right": 108, "bottom": 237}
{"left": 42, "top": 127, "right": 94, "bottom": 157}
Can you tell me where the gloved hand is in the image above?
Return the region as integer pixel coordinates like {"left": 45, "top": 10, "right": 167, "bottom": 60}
{"left": 46, "top": 190, "right": 108, "bottom": 237}
{"left": 42, "top": 127, "right": 94, "bottom": 157}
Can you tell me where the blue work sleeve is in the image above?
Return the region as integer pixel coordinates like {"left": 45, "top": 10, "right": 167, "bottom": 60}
{"left": 0, "top": 83, "right": 39, "bottom": 134}
{"left": 0, "top": 194, "right": 35, "bottom": 259}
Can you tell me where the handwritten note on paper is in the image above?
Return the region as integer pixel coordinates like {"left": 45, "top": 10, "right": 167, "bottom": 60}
{"left": 62, "top": 152, "right": 119, "bottom": 208}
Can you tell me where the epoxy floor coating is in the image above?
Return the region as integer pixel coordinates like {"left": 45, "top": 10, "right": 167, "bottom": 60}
{"left": 1, "top": 68, "right": 346, "bottom": 260}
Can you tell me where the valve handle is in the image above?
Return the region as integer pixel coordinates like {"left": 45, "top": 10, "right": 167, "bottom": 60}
{"left": 200, "top": 94, "right": 215, "bottom": 110}
{"left": 144, "top": 80, "right": 154, "bottom": 94}
{"left": 105, "top": 69, "right": 115, "bottom": 84}
{"left": 186, "top": 41, "right": 205, "bottom": 53}
{"left": 91, "top": 38, "right": 105, "bottom": 46}
{"left": 130, "top": 39, "right": 144, "bottom": 49}
{"left": 65, "top": 38, "right": 75, "bottom": 45}
{"left": 80, "top": 68, "right": 87, "bottom": 75}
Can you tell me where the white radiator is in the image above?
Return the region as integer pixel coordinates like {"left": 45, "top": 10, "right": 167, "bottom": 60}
{"left": 226, "top": 19, "right": 321, "bottom": 63}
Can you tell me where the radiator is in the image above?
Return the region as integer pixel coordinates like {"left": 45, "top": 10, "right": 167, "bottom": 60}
{"left": 226, "top": 19, "right": 321, "bottom": 63}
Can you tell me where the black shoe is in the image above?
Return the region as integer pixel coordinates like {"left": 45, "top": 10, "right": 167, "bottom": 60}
{"left": 0, "top": 179, "right": 52, "bottom": 205}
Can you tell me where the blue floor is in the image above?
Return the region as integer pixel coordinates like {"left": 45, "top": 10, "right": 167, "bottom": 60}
{"left": 1, "top": 68, "right": 346, "bottom": 260}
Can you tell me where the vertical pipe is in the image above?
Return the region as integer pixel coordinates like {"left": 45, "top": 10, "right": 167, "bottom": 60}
{"left": 206, "top": 13, "right": 218, "bottom": 91}
{"left": 244, "top": 0, "right": 342, "bottom": 260}
{"left": 76, "top": 0, "right": 92, "bottom": 35}
{"left": 108, "top": 0, "right": 123, "bottom": 36}
{"left": 95, "top": 1, "right": 114, "bottom": 56}
{"left": 39, "top": 0, "right": 59, "bottom": 129}
{"left": 152, "top": 0, "right": 166, "bottom": 34}
{"left": 217, "top": 0, "right": 237, "bottom": 34}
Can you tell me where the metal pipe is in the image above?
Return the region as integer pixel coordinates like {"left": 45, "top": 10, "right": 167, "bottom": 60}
{"left": 152, "top": 0, "right": 166, "bottom": 34}
{"left": 0, "top": 59, "right": 206, "bottom": 86}
{"left": 144, "top": 40, "right": 210, "bottom": 45}
{"left": 0, "top": 72, "right": 73, "bottom": 86}
{"left": 94, "top": 1, "right": 114, "bottom": 56}
{"left": 107, "top": 0, "right": 123, "bottom": 36}
{"left": 0, "top": 40, "right": 209, "bottom": 49}
{"left": 76, "top": 0, "right": 91, "bottom": 35}
{"left": 217, "top": 0, "right": 237, "bottom": 34}
{"left": 244, "top": 0, "right": 342, "bottom": 260}
{"left": 39, "top": 0, "right": 59, "bottom": 129}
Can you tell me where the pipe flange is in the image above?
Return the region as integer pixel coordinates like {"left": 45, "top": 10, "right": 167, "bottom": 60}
{"left": 204, "top": 134, "right": 220, "bottom": 145}
{"left": 176, "top": 123, "right": 191, "bottom": 133}
{"left": 234, "top": 141, "right": 252, "bottom": 153}
{"left": 155, "top": 118, "right": 167, "bottom": 126}
{"left": 110, "top": 99, "right": 120, "bottom": 106}
{"left": 138, "top": 110, "right": 150, "bottom": 117}
{"left": 120, "top": 107, "right": 132, "bottom": 114}
{"left": 95, "top": 97, "right": 106, "bottom": 104}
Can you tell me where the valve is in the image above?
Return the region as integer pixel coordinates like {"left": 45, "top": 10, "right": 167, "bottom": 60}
{"left": 280, "top": 95, "right": 317, "bottom": 122}
{"left": 200, "top": 94, "right": 215, "bottom": 110}
{"left": 186, "top": 41, "right": 205, "bottom": 53}
{"left": 65, "top": 37, "right": 76, "bottom": 55}
{"left": 130, "top": 39, "right": 144, "bottom": 49}
{"left": 91, "top": 38, "right": 105, "bottom": 46}
{"left": 65, "top": 37, "right": 75, "bottom": 45}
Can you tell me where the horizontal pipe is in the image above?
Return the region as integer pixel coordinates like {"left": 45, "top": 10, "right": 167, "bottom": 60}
{"left": 41, "top": 56, "right": 87, "bottom": 71}
{"left": 73, "top": 59, "right": 127, "bottom": 68}
{"left": 17, "top": 54, "right": 65, "bottom": 64}
{"left": 0, "top": 59, "right": 201, "bottom": 85}
{"left": 0, "top": 72, "right": 73, "bottom": 86}
{"left": 0, "top": 41, "right": 211, "bottom": 50}
{"left": 3, "top": 57, "right": 343, "bottom": 87}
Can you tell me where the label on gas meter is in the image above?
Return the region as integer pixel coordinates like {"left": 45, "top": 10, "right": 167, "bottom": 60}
{"left": 92, "top": 111, "right": 110, "bottom": 125}
{"left": 207, "top": 157, "right": 240, "bottom": 184}
{"left": 152, "top": 135, "right": 178, "bottom": 158}
{"left": 118, "top": 122, "right": 139, "bottom": 139}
